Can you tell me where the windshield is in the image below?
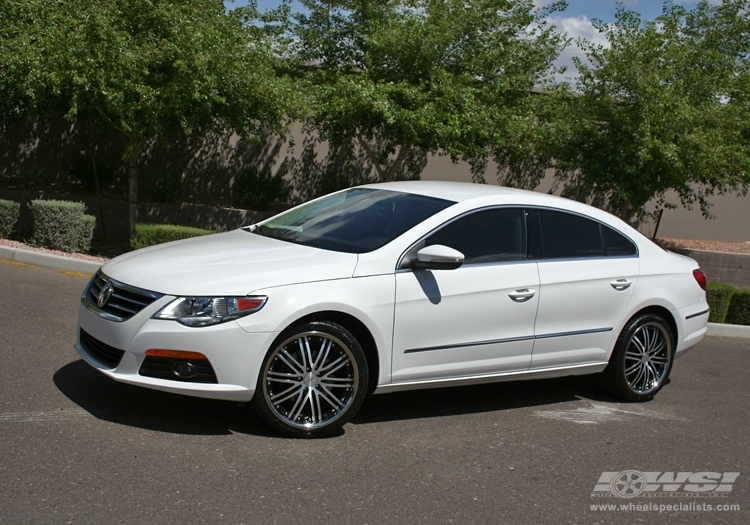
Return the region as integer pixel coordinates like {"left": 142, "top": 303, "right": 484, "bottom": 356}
{"left": 250, "top": 188, "right": 455, "bottom": 253}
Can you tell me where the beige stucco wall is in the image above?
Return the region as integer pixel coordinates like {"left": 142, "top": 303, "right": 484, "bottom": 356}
{"left": 415, "top": 152, "right": 749, "bottom": 243}
{"left": 2, "top": 115, "right": 747, "bottom": 243}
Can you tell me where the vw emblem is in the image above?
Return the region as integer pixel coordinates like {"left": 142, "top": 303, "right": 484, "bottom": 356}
{"left": 98, "top": 282, "right": 115, "bottom": 308}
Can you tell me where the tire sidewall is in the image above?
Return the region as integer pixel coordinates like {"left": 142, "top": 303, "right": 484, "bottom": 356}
{"left": 252, "top": 320, "right": 369, "bottom": 438}
{"left": 607, "top": 313, "right": 675, "bottom": 402}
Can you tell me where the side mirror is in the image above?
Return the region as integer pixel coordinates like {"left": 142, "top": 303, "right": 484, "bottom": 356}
{"left": 412, "top": 244, "right": 464, "bottom": 270}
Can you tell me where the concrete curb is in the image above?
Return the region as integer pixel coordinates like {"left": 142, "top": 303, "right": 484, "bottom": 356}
{"left": 0, "top": 245, "right": 102, "bottom": 274}
{"left": 707, "top": 322, "right": 750, "bottom": 339}
{"left": 1, "top": 245, "right": 749, "bottom": 338}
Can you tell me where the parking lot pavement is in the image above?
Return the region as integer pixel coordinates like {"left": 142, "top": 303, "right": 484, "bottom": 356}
{"left": 1, "top": 261, "right": 748, "bottom": 524}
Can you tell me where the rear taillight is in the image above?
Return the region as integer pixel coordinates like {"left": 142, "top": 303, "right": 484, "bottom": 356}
{"left": 693, "top": 268, "right": 707, "bottom": 291}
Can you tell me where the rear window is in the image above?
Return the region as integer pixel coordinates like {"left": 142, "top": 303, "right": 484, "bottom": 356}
{"left": 533, "top": 209, "right": 637, "bottom": 259}
{"left": 537, "top": 209, "right": 604, "bottom": 258}
{"left": 251, "top": 188, "right": 455, "bottom": 253}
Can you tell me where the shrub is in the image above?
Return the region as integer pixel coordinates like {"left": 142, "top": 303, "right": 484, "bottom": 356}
{"left": 130, "top": 223, "right": 214, "bottom": 250}
{"left": 726, "top": 288, "right": 750, "bottom": 326}
{"left": 234, "top": 168, "right": 288, "bottom": 211}
{"left": 706, "top": 283, "right": 736, "bottom": 323}
{"left": 0, "top": 199, "right": 21, "bottom": 238}
{"left": 29, "top": 199, "right": 96, "bottom": 252}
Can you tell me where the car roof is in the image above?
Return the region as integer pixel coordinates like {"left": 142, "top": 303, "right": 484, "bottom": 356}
{"left": 361, "top": 180, "right": 561, "bottom": 206}
{"left": 360, "top": 180, "right": 534, "bottom": 201}
{"left": 359, "top": 181, "right": 639, "bottom": 235}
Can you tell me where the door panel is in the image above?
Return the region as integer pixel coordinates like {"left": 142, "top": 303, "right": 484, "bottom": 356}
{"left": 531, "top": 257, "right": 638, "bottom": 368}
{"left": 392, "top": 262, "right": 540, "bottom": 383}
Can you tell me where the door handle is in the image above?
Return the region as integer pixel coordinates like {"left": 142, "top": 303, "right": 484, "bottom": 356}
{"left": 610, "top": 279, "right": 632, "bottom": 291}
{"left": 508, "top": 288, "right": 536, "bottom": 302}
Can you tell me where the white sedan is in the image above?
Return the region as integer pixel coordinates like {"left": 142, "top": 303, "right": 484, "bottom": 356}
{"left": 75, "top": 181, "right": 709, "bottom": 437}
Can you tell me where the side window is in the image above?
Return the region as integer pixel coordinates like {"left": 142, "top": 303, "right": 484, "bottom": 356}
{"left": 537, "top": 209, "right": 603, "bottom": 258}
{"left": 535, "top": 209, "right": 638, "bottom": 259}
{"left": 425, "top": 208, "right": 527, "bottom": 264}
{"left": 602, "top": 224, "right": 637, "bottom": 256}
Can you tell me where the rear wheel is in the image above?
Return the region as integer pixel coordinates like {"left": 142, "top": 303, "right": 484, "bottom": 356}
{"left": 603, "top": 313, "right": 674, "bottom": 402}
{"left": 252, "top": 321, "right": 368, "bottom": 438}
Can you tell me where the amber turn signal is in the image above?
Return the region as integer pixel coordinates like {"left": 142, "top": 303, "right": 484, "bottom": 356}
{"left": 145, "top": 349, "right": 208, "bottom": 361}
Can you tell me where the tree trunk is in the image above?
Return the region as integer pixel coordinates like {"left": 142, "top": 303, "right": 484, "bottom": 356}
{"left": 384, "top": 143, "right": 411, "bottom": 182}
{"left": 126, "top": 143, "right": 141, "bottom": 238}
{"left": 95, "top": 107, "right": 141, "bottom": 238}
{"left": 89, "top": 145, "right": 107, "bottom": 238}
{"left": 356, "top": 132, "right": 385, "bottom": 181}
{"left": 355, "top": 132, "right": 412, "bottom": 182}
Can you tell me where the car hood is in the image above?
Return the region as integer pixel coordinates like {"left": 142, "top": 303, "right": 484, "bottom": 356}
{"left": 100, "top": 229, "right": 358, "bottom": 296}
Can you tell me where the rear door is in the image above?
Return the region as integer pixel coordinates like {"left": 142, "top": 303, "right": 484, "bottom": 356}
{"left": 528, "top": 209, "right": 639, "bottom": 369}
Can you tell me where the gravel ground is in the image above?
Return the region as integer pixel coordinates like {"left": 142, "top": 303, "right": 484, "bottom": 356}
{"left": 0, "top": 239, "right": 109, "bottom": 263}
{"left": 657, "top": 236, "right": 750, "bottom": 255}
{"left": 2, "top": 236, "right": 749, "bottom": 263}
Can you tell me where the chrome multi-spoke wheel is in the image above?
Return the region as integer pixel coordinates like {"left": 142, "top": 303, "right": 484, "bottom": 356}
{"left": 603, "top": 313, "right": 674, "bottom": 402}
{"left": 623, "top": 322, "right": 672, "bottom": 395}
{"left": 253, "top": 321, "right": 368, "bottom": 438}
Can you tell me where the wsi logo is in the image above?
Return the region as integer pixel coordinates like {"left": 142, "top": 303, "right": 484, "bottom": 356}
{"left": 592, "top": 471, "right": 740, "bottom": 498}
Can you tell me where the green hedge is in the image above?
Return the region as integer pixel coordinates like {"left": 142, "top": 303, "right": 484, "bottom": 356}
{"left": 726, "top": 288, "right": 750, "bottom": 326}
{"left": 29, "top": 199, "right": 96, "bottom": 253}
{"left": 706, "top": 283, "right": 736, "bottom": 324}
{"left": 130, "top": 223, "right": 214, "bottom": 249}
{"left": 0, "top": 199, "right": 21, "bottom": 238}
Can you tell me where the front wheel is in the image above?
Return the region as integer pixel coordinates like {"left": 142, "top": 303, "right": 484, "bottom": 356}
{"left": 602, "top": 313, "right": 675, "bottom": 402}
{"left": 252, "top": 321, "right": 369, "bottom": 438}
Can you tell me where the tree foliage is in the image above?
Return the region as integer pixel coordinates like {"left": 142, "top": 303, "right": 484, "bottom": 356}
{"left": 0, "top": 0, "right": 294, "bottom": 232}
{"left": 292, "top": 0, "right": 568, "bottom": 182}
{"left": 549, "top": 0, "right": 750, "bottom": 224}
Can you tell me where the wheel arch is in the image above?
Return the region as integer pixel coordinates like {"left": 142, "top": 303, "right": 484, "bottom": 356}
{"left": 284, "top": 310, "right": 381, "bottom": 395}
{"left": 624, "top": 305, "right": 678, "bottom": 344}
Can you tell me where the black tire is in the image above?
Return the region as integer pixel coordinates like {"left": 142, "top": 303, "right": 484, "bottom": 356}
{"left": 602, "top": 313, "right": 675, "bottom": 402}
{"left": 251, "top": 321, "right": 369, "bottom": 438}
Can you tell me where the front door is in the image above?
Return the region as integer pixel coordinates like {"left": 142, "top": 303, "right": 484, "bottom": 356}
{"left": 391, "top": 207, "right": 540, "bottom": 383}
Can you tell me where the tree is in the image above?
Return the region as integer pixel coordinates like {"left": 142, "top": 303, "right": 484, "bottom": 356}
{"left": 550, "top": 0, "right": 750, "bottom": 224}
{"left": 0, "top": 0, "right": 294, "bottom": 234}
{"left": 291, "top": 0, "right": 567, "bottom": 183}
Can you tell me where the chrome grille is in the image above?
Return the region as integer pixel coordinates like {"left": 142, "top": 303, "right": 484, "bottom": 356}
{"left": 84, "top": 271, "right": 163, "bottom": 322}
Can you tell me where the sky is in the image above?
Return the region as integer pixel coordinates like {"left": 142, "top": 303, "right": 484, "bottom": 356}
{"left": 225, "top": 0, "right": 691, "bottom": 23}
{"left": 223, "top": 1, "right": 713, "bottom": 82}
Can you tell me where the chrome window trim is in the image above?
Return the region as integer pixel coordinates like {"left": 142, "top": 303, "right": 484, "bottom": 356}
{"left": 529, "top": 205, "right": 640, "bottom": 258}
{"left": 396, "top": 205, "right": 529, "bottom": 270}
{"left": 396, "top": 204, "right": 640, "bottom": 271}
{"left": 534, "top": 254, "right": 640, "bottom": 263}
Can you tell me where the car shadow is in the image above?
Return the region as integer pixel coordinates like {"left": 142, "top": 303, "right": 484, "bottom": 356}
{"left": 53, "top": 360, "right": 277, "bottom": 437}
{"left": 352, "top": 375, "right": 620, "bottom": 425}
{"left": 55, "top": 359, "right": 621, "bottom": 437}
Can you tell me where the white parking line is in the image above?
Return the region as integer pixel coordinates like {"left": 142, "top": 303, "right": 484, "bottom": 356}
{"left": 0, "top": 409, "right": 89, "bottom": 423}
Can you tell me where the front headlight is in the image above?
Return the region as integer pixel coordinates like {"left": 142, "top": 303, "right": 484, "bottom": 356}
{"left": 152, "top": 296, "right": 267, "bottom": 327}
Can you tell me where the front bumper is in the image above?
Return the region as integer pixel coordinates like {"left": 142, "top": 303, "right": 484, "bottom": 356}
{"left": 75, "top": 300, "right": 278, "bottom": 402}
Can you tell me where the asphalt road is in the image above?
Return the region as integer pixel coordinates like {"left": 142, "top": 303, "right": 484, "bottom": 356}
{"left": 0, "top": 260, "right": 748, "bottom": 525}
